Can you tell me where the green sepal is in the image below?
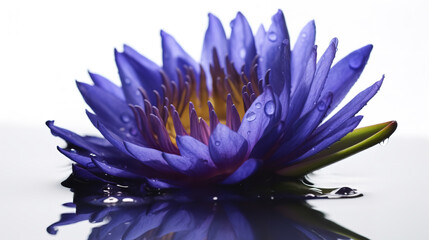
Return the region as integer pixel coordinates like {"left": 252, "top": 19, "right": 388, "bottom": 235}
{"left": 277, "top": 120, "right": 397, "bottom": 177}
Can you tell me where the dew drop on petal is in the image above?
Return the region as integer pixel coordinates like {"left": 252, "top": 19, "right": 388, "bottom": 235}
{"left": 247, "top": 131, "right": 251, "bottom": 135}
{"left": 255, "top": 102, "right": 262, "bottom": 109}
{"left": 70, "top": 148, "right": 76, "bottom": 153}
{"left": 103, "top": 197, "right": 118, "bottom": 204}
{"left": 136, "top": 90, "right": 141, "bottom": 96}
{"left": 246, "top": 111, "right": 257, "bottom": 121}
{"left": 301, "top": 32, "right": 307, "bottom": 38}
{"left": 268, "top": 31, "right": 277, "bottom": 42}
{"left": 124, "top": 78, "right": 131, "bottom": 85}
{"left": 121, "top": 114, "right": 131, "bottom": 123}
{"left": 349, "top": 52, "right": 364, "bottom": 69}
{"left": 264, "top": 100, "right": 275, "bottom": 116}
{"left": 239, "top": 48, "right": 246, "bottom": 59}
{"left": 215, "top": 141, "right": 221, "bottom": 146}
{"left": 119, "top": 127, "right": 126, "bottom": 132}
{"left": 317, "top": 101, "right": 326, "bottom": 111}
{"left": 89, "top": 153, "right": 96, "bottom": 157}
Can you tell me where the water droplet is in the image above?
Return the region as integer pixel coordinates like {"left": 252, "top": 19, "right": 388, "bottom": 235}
{"left": 239, "top": 48, "right": 246, "bottom": 59}
{"left": 247, "top": 131, "right": 251, "bottom": 135}
{"left": 380, "top": 138, "right": 389, "bottom": 146}
{"left": 89, "top": 153, "right": 96, "bottom": 157}
{"left": 264, "top": 101, "right": 275, "bottom": 115}
{"left": 124, "top": 78, "right": 131, "bottom": 85}
{"left": 317, "top": 101, "right": 326, "bottom": 111}
{"left": 301, "top": 32, "right": 307, "bottom": 38}
{"left": 212, "top": 196, "right": 218, "bottom": 201}
{"left": 246, "top": 111, "right": 256, "bottom": 121}
{"left": 255, "top": 102, "right": 262, "bottom": 109}
{"left": 268, "top": 31, "right": 277, "bottom": 42}
{"left": 136, "top": 90, "right": 141, "bottom": 96}
{"left": 334, "top": 187, "right": 357, "bottom": 196}
{"left": 270, "top": 196, "right": 275, "bottom": 200}
{"left": 121, "top": 114, "right": 130, "bottom": 123}
{"left": 349, "top": 52, "right": 364, "bottom": 69}
{"left": 103, "top": 197, "right": 118, "bottom": 204}
{"left": 70, "top": 148, "right": 76, "bottom": 153}
{"left": 122, "top": 197, "right": 135, "bottom": 203}
{"left": 259, "top": 57, "right": 264, "bottom": 63}
{"left": 215, "top": 141, "right": 220, "bottom": 146}
{"left": 129, "top": 128, "right": 138, "bottom": 136}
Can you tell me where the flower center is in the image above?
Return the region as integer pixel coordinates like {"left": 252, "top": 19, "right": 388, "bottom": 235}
{"left": 129, "top": 48, "right": 264, "bottom": 154}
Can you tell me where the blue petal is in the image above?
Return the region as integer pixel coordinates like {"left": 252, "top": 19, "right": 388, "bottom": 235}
{"left": 86, "top": 110, "right": 145, "bottom": 149}
{"left": 124, "top": 141, "right": 176, "bottom": 175}
{"left": 71, "top": 164, "right": 111, "bottom": 183}
{"left": 222, "top": 158, "right": 261, "bottom": 184}
{"left": 229, "top": 12, "right": 256, "bottom": 75}
{"left": 258, "top": 10, "right": 291, "bottom": 95}
{"left": 291, "top": 20, "right": 316, "bottom": 94}
{"left": 161, "top": 30, "right": 200, "bottom": 85}
{"left": 208, "top": 124, "right": 248, "bottom": 170}
{"left": 91, "top": 156, "right": 145, "bottom": 179}
{"left": 292, "top": 116, "right": 363, "bottom": 163}
{"left": 57, "top": 146, "right": 92, "bottom": 167}
{"left": 201, "top": 13, "right": 228, "bottom": 88}
{"left": 46, "top": 120, "right": 101, "bottom": 155}
{"left": 163, "top": 135, "right": 217, "bottom": 177}
{"left": 123, "top": 45, "right": 164, "bottom": 103}
{"left": 301, "top": 38, "right": 338, "bottom": 116}
{"left": 271, "top": 93, "right": 333, "bottom": 161}
{"left": 76, "top": 81, "right": 137, "bottom": 135}
{"left": 238, "top": 87, "right": 279, "bottom": 155}
{"left": 313, "top": 78, "right": 383, "bottom": 140}
{"left": 254, "top": 25, "right": 266, "bottom": 54}
{"left": 321, "top": 44, "right": 373, "bottom": 115}
{"left": 88, "top": 71, "right": 125, "bottom": 100}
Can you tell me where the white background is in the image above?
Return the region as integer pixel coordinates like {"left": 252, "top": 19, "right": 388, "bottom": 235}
{"left": 1, "top": 0, "right": 428, "bottom": 137}
{"left": 1, "top": 1, "right": 429, "bottom": 239}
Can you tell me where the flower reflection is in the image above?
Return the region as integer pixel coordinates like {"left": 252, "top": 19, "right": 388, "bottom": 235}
{"left": 48, "top": 182, "right": 368, "bottom": 240}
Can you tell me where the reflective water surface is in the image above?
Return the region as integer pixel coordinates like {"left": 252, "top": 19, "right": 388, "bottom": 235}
{"left": 1, "top": 126, "right": 428, "bottom": 239}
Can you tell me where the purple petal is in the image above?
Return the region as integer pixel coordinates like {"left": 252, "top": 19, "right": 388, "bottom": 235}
{"left": 271, "top": 93, "right": 333, "bottom": 161}
{"left": 91, "top": 156, "right": 145, "bottom": 179}
{"left": 76, "top": 81, "right": 137, "bottom": 137}
{"left": 47, "top": 212, "right": 92, "bottom": 235}
{"left": 313, "top": 78, "right": 383, "bottom": 140}
{"left": 57, "top": 146, "right": 92, "bottom": 167}
{"left": 292, "top": 116, "right": 363, "bottom": 163}
{"left": 321, "top": 44, "right": 373, "bottom": 115}
{"left": 162, "top": 135, "right": 217, "bottom": 177}
{"left": 88, "top": 71, "right": 125, "bottom": 101}
{"left": 123, "top": 141, "right": 176, "bottom": 175}
{"left": 238, "top": 87, "right": 278, "bottom": 155}
{"left": 46, "top": 120, "right": 100, "bottom": 154}
{"left": 222, "top": 158, "right": 261, "bottom": 184}
{"left": 284, "top": 46, "right": 317, "bottom": 126}
{"left": 161, "top": 30, "right": 199, "bottom": 86}
{"left": 71, "top": 164, "right": 111, "bottom": 183}
{"left": 301, "top": 38, "right": 338, "bottom": 117}
{"left": 254, "top": 25, "right": 266, "bottom": 55}
{"left": 258, "top": 10, "right": 291, "bottom": 95}
{"left": 291, "top": 20, "right": 316, "bottom": 94}
{"left": 209, "top": 124, "right": 248, "bottom": 171}
{"left": 201, "top": 13, "right": 228, "bottom": 88}
{"left": 229, "top": 12, "right": 256, "bottom": 75}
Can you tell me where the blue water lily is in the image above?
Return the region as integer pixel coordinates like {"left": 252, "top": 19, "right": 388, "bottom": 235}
{"left": 47, "top": 10, "right": 397, "bottom": 189}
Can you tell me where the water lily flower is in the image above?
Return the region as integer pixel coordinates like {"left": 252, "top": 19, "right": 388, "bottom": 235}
{"left": 47, "top": 10, "right": 397, "bottom": 189}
